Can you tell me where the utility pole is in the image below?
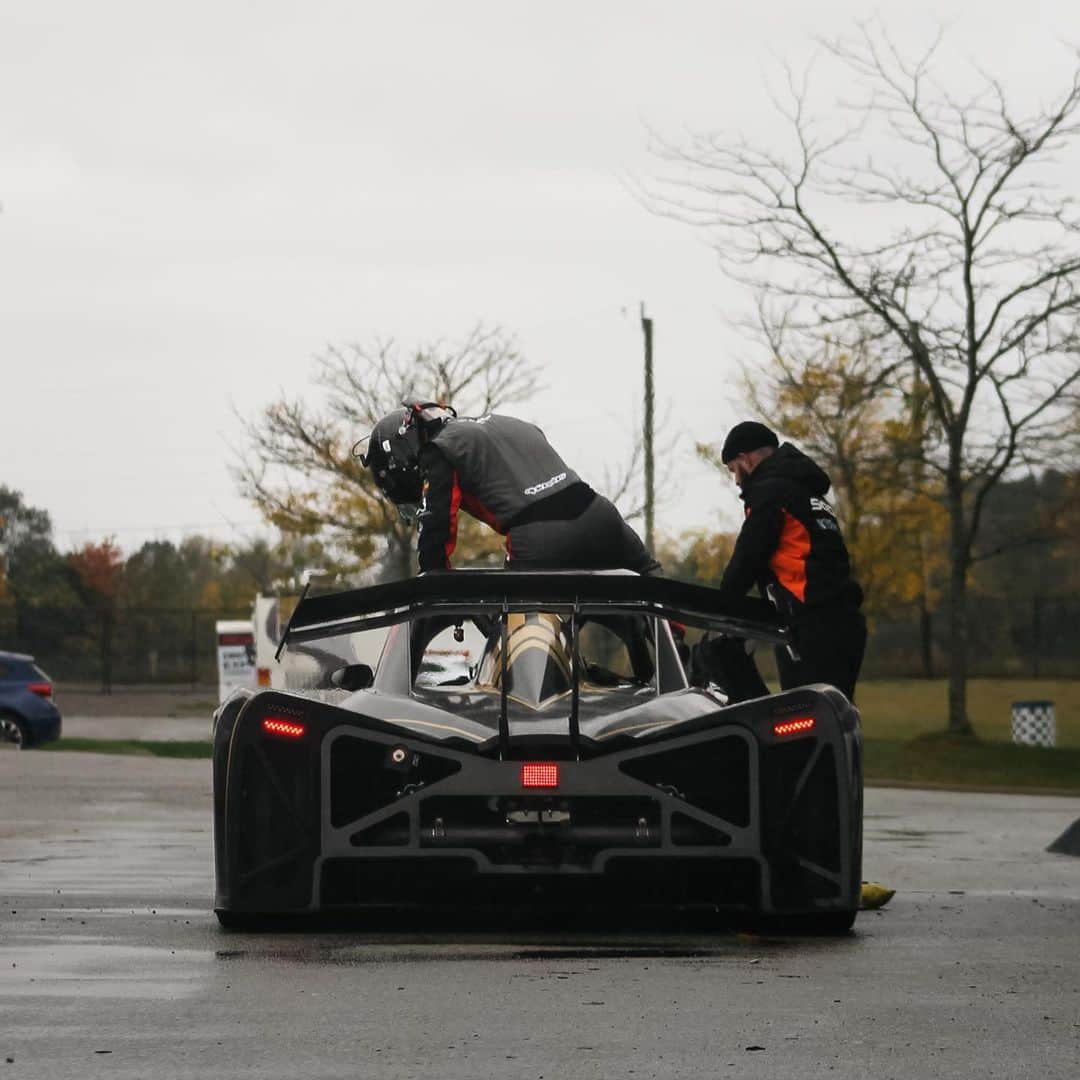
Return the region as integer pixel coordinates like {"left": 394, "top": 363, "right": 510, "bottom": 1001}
{"left": 640, "top": 303, "right": 655, "bottom": 553}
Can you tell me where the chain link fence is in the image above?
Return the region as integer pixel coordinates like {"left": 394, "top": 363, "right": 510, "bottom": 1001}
{"left": 1, "top": 593, "right": 1077, "bottom": 690}
{"left": 863, "top": 593, "right": 1080, "bottom": 679}
{"left": 0, "top": 605, "right": 249, "bottom": 689}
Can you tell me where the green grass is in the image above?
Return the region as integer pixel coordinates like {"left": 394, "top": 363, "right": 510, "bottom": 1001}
{"left": 863, "top": 734, "right": 1080, "bottom": 793}
{"left": 31, "top": 678, "right": 1080, "bottom": 793}
{"left": 855, "top": 679, "right": 1080, "bottom": 792}
{"left": 37, "top": 737, "right": 212, "bottom": 759}
{"left": 857, "top": 678, "right": 1080, "bottom": 746}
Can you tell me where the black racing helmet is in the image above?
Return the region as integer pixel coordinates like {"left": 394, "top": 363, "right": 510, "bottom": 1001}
{"left": 355, "top": 400, "right": 457, "bottom": 513}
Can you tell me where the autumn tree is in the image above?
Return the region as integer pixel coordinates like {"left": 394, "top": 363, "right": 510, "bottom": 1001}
{"left": 653, "top": 26, "right": 1080, "bottom": 733}
{"left": 706, "top": 326, "right": 949, "bottom": 674}
{"left": 68, "top": 539, "right": 124, "bottom": 606}
{"left": 656, "top": 528, "right": 736, "bottom": 587}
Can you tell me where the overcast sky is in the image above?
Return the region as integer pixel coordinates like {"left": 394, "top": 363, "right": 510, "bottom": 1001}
{"left": 3, "top": 0, "right": 1078, "bottom": 554}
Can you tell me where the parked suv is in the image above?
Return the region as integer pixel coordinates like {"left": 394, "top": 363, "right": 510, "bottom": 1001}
{"left": 0, "top": 651, "right": 62, "bottom": 748}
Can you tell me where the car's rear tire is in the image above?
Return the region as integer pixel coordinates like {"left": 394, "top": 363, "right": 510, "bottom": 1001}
{"left": 0, "top": 713, "right": 29, "bottom": 749}
{"left": 215, "top": 909, "right": 258, "bottom": 930}
{"left": 215, "top": 909, "right": 286, "bottom": 930}
{"left": 746, "top": 909, "right": 858, "bottom": 936}
{"left": 805, "top": 909, "right": 858, "bottom": 935}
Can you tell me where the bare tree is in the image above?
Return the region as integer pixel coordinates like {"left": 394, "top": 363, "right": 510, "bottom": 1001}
{"left": 234, "top": 324, "right": 541, "bottom": 581}
{"left": 651, "top": 25, "right": 1080, "bottom": 733}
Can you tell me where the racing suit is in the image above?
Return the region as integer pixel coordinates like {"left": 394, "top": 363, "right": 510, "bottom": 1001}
{"left": 704, "top": 443, "right": 866, "bottom": 702}
{"left": 415, "top": 414, "right": 655, "bottom": 574}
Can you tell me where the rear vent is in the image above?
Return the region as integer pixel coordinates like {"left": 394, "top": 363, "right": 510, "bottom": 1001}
{"left": 670, "top": 812, "right": 731, "bottom": 847}
{"left": 330, "top": 733, "right": 460, "bottom": 828}
{"left": 619, "top": 735, "right": 751, "bottom": 827}
{"left": 231, "top": 739, "right": 316, "bottom": 908}
{"left": 761, "top": 741, "right": 843, "bottom": 905}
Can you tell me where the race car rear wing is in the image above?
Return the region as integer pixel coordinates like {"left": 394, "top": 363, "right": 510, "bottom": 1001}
{"left": 279, "top": 570, "right": 788, "bottom": 761}
{"left": 281, "top": 569, "right": 788, "bottom": 648}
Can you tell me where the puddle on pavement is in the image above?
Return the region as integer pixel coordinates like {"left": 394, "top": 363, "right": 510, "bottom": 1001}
{"left": 2, "top": 944, "right": 210, "bottom": 1000}
{"left": 870, "top": 827, "right": 964, "bottom": 842}
{"left": 509, "top": 947, "right": 719, "bottom": 959}
{"left": 205, "top": 930, "right": 832, "bottom": 966}
{"left": 208, "top": 943, "right": 742, "bottom": 965}
{"left": 48, "top": 907, "right": 204, "bottom": 918}
{"left": 211, "top": 943, "right": 731, "bottom": 962}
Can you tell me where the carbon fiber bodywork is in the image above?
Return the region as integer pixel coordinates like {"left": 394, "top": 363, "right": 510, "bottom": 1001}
{"left": 213, "top": 572, "right": 862, "bottom": 928}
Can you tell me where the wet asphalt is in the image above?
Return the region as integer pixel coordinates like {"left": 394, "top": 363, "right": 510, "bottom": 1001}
{"left": 2, "top": 750, "right": 1079, "bottom": 1080}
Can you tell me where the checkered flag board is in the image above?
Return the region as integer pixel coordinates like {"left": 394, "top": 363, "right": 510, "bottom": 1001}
{"left": 1011, "top": 701, "right": 1057, "bottom": 748}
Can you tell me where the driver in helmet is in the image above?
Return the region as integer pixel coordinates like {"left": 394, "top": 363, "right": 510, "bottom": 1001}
{"left": 359, "top": 401, "right": 657, "bottom": 574}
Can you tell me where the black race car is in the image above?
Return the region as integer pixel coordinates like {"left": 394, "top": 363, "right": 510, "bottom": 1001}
{"left": 212, "top": 571, "right": 862, "bottom": 931}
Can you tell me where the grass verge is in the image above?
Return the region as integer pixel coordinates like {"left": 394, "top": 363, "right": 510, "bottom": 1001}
{"left": 857, "top": 679, "right": 1079, "bottom": 746}
{"left": 864, "top": 734, "right": 1080, "bottom": 793}
{"left": 32, "top": 732, "right": 1080, "bottom": 794}
{"left": 37, "top": 737, "right": 212, "bottom": 759}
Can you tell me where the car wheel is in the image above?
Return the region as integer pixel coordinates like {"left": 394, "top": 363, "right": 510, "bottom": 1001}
{"left": 746, "top": 909, "right": 858, "bottom": 936}
{"left": 796, "top": 909, "right": 858, "bottom": 935}
{"left": 0, "top": 714, "right": 29, "bottom": 749}
{"left": 215, "top": 909, "right": 264, "bottom": 930}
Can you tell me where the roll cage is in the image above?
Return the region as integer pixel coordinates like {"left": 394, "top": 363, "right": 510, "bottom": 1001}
{"left": 280, "top": 570, "right": 788, "bottom": 760}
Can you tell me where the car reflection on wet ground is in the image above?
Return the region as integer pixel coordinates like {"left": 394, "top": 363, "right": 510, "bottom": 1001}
{"left": 3, "top": 751, "right": 1080, "bottom": 1080}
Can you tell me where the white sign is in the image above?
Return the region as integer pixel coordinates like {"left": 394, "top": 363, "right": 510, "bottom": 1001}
{"left": 216, "top": 619, "right": 256, "bottom": 703}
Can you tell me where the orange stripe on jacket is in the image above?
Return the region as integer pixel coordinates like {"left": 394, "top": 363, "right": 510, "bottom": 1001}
{"left": 770, "top": 509, "right": 810, "bottom": 602}
{"left": 445, "top": 472, "right": 462, "bottom": 562}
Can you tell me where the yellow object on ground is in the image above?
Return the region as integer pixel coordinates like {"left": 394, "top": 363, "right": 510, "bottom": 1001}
{"left": 860, "top": 881, "right": 896, "bottom": 909}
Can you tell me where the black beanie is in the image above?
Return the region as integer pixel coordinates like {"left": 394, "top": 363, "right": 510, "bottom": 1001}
{"left": 720, "top": 421, "right": 779, "bottom": 464}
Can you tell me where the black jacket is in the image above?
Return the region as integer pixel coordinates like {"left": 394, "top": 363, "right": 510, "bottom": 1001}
{"left": 416, "top": 415, "right": 585, "bottom": 572}
{"left": 717, "top": 443, "right": 862, "bottom": 618}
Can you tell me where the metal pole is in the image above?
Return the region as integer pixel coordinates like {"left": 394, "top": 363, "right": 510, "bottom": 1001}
{"left": 190, "top": 610, "right": 198, "bottom": 688}
{"left": 568, "top": 604, "right": 581, "bottom": 760}
{"left": 101, "top": 609, "right": 113, "bottom": 695}
{"left": 498, "top": 605, "right": 510, "bottom": 760}
{"left": 640, "top": 302, "right": 655, "bottom": 553}
{"left": 1032, "top": 595, "right": 1042, "bottom": 679}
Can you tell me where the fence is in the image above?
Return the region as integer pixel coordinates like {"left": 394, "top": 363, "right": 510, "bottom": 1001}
{"left": 1, "top": 593, "right": 1077, "bottom": 691}
{"left": 863, "top": 593, "right": 1080, "bottom": 679}
{"left": 0, "top": 605, "right": 249, "bottom": 690}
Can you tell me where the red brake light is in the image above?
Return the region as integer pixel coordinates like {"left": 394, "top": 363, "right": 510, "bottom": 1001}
{"left": 521, "top": 761, "right": 559, "bottom": 789}
{"left": 27, "top": 682, "right": 52, "bottom": 699}
{"left": 262, "top": 716, "right": 305, "bottom": 739}
{"left": 773, "top": 716, "right": 816, "bottom": 737}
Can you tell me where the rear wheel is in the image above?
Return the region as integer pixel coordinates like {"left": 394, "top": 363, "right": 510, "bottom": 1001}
{"left": 0, "top": 714, "right": 29, "bottom": 749}
{"left": 746, "top": 909, "right": 858, "bottom": 936}
{"left": 215, "top": 909, "right": 263, "bottom": 930}
{"left": 803, "top": 909, "right": 857, "bottom": 935}
{"left": 214, "top": 909, "right": 302, "bottom": 930}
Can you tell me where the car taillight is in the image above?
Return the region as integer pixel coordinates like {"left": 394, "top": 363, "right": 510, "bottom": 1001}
{"left": 27, "top": 682, "right": 52, "bottom": 699}
{"left": 257, "top": 668, "right": 271, "bottom": 687}
{"left": 262, "top": 716, "right": 305, "bottom": 739}
{"left": 521, "top": 761, "right": 559, "bottom": 789}
{"left": 773, "top": 716, "right": 816, "bottom": 737}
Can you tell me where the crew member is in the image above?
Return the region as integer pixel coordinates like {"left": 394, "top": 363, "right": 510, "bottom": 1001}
{"left": 359, "top": 401, "right": 656, "bottom": 574}
{"left": 700, "top": 420, "right": 866, "bottom": 702}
